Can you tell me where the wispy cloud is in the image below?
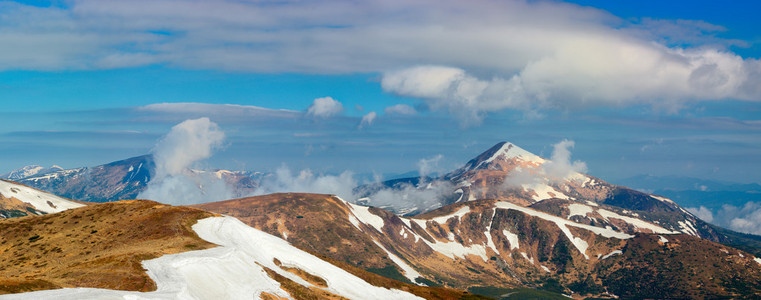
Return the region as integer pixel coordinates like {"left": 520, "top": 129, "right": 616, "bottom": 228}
{"left": 358, "top": 111, "right": 377, "bottom": 129}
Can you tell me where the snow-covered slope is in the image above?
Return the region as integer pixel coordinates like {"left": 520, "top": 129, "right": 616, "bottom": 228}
{"left": 0, "top": 216, "right": 422, "bottom": 300}
{"left": 0, "top": 179, "right": 83, "bottom": 214}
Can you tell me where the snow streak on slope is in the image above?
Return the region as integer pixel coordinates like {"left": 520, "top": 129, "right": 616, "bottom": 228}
{"left": 1, "top": 216, "right": 422, "bottom": 300}
{"left": 372, "top": 240, "right": 422, "bottom": 283}
{"left": 0, "top": 180, "right": 83, "bottom": 213}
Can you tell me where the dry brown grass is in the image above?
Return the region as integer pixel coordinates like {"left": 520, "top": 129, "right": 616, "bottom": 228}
{"left": 0, "top": 199, "right": 217, "bottom": 294}
{"left": 273, "top": 258, "right": 328, "bottom": 288}
{"left": 260, "top": 264, "right": 349, "bottom": 300}
{"left": 259, "top": 291, "right": 289, "bottom": 300}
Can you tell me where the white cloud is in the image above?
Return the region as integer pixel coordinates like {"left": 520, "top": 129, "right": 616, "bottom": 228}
{"left": 502, "top": 139, "right": 588, "bottom": 188}
{"left": 151, "top": 117, "right": 225, "bottom": 178}
{"left": 358, "top": 111, "right": 377, "bottom": 129}
{"left": 417, "top": 154, "right": 443, "bottom": 178}
{"left": 253, "top": 166, "right": 357, "bottom": 201}
{"left": 689, "top": 202, "right": 761, "bottom": 235}
{"left": 306, "top": 97, "right": 344, "bottom": 118}
{"left": 543, "top": 139, "right": 588, "bottom": 183}
{"left": 687, "top": 205, "right": 714, "bottom": 222}
{"left": 138, "top": 118, "right": 231, "bottom": 205}
{"left": 384, "top": 104, "right": 417, "bottom": 115}
{"left": 2, "top": 0, "right": 760, "bottom": 123}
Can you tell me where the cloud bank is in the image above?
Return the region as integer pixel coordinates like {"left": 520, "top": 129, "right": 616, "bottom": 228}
{"left": 3, "top": 0, "right": 760, "bottom": 124}
{"left": 688, "top": 202, "right": 761, "bottom": 235}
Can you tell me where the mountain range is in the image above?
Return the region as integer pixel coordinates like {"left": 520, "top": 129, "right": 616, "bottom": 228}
{"left": 2, "top": 141, "right": 761, "bottom": 299}
{"left": 5, "top": 155, "right": 260, "bottom": 203}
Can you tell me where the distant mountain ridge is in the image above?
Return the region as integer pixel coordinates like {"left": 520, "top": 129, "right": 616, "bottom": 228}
{"left": 10, "top": 155, "right": 261, "bottom": 203}
{"left": 0, "top": 165, "right": 63, "bottom": 181}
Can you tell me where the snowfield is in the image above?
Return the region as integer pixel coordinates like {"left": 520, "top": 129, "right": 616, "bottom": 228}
{"left": 0, "top": 216, "right": 422, "bottom": 300}
{"left": 0, "top": 180, "right": 83, "bottom": 214}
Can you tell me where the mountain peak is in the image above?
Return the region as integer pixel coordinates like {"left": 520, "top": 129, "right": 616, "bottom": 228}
{"left": 448, "top": 142, "right": 545, "bottom": 179}
{"left": 481, "top": 142, "right": 545, "bottom": 165}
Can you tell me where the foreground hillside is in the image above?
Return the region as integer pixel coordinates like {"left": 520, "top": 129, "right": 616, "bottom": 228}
{"left": 0, "top": 200, "right": 216, "bottom": 294}
{"left": 0, "top": 200, "right": 479, "bottom": 299}
{"left": 196, "top": 193, "right": 761, "bottom": 298}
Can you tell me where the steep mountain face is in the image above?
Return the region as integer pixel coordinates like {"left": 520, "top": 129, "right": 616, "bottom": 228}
{"left": 195, "top": 193, "right": 761, "bottom": 298}
{"left": 0, "top": 179, "right": 84, "bottom": 218}
{"left": 16, "top": 155, "right": 155, "bottom": 203}
{"left": 0, "top": 165, "right": 63, "bottom": 181}
{"left": 359, "top": 142, "right": 725, "bottom": 244}
{"left": 14, "top": 155, "right": 260, "bottom": 203}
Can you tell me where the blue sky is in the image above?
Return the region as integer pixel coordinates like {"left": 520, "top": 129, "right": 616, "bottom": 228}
{"left": 1, "top": 0, "right": 760, "bottom": 185}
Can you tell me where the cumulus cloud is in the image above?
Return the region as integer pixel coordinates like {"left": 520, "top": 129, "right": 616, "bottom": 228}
{"left": 3, "top": 0, "right": 759, "bottom": 112}
{"left": 687, "top": 205, "right": 714, "bottom": 222}
{"left": 688, "top": 202, "right": 761, "bottom": 235}
{"left": 151, "top": 117, "right": 225, "bottom": 179}
{"left": 384, "top": 104, "right": 417, "bottom": 115}
{"left": 382, "top": 51, "right": 759, "bottom": 125}
{"left": 358, "top": 111, "right": 377, "bottom": 129}
{"left": 362, "top": 181, "right": 455, "bottom": 215}
{"left": 503, "top": 139, "right": 588, "bottom": 189}
{"left": 543, "top": 139, "right": 588, "bottom": 182}
{"left": 138, "top": 118, "right": 233, "bottom": 205}
{"left": 253, "top": 166, "right": 357, "bottom": 201}
{"left": 306, "top": 97, "right": 344, "bottom": 118}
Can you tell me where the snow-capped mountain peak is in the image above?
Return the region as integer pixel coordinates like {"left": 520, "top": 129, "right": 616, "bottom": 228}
{"left": 0, "top": 165, "right": 64, "bottom": 180}
{"left": 478, "top": 142, "right": 545, "bottom": 167}
{"left": 447, "top": 142, "right": 545, "bottom": 180}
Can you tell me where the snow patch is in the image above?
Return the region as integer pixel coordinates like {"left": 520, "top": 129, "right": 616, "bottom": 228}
{"left": 521, "top": 183, "right": 569, "bottom": 202}
{"left": 502, "top": 229, "right": 520, "bottom": 250}
{"left": 650, "top": 195, "right": 675, "bottom": 204}
{"left": 567, "top": 203, "right": 593, "bottom": 219}
{"left": 520, "top": 252, "right": 534, "bottom": 264}
{"left": 541, "top": 265, "right": 550, "bottom": 272}
{"left": 601, "top": 250, "right": 622, "bottom": 260}
{"left": 494, "top": 202, "right": 634, "bottom": 240}
{"left": 421, "top": 237, "right": 489, "bottom": 261}
{"left": 430, "top": 206, "right": 470, "bottom": 224}
{"left": 677, "top": 220, "right": 699, "bottom": 236}
{"left": 558, "top": 224, "right": 590, "bottom": 259}
{"left": 348, "top": 203, "right": 386, "bottom": 233}
{"left": 597, "top": 208, "right": 676, "bottom": 234}
{"left": 755, "top": 257, "right": 761, "bottom": 266}
{"left": 658, "top": 235, "right": 669, "bottom": 243}
{"left": 0, "top": 180, "right": 83, "bottom": 214}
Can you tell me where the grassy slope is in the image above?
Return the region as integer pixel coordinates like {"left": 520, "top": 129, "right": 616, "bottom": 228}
{"left": 0, "top": 200, "right": 216, "bottom": 294}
